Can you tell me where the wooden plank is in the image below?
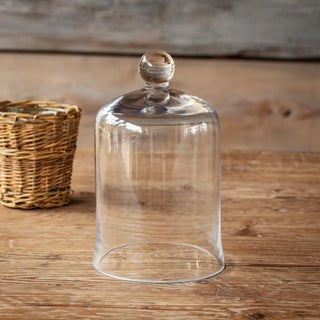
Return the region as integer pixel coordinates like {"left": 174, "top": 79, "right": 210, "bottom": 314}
{"left": 0, "top": 149, "right": 319, "bottom": 319}
{"left": 0, "top": 0, "right": 319, "bottom": 59}
{"left": 0, "top": 53, "right": 319, "bottom": 152}
{"left": 0, "top": 267, "right": 319, "bottom": 319}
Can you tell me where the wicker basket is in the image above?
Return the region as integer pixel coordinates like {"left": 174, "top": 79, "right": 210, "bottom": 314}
{"left": 0, "top": 100, "right": 81, "bottom": 209}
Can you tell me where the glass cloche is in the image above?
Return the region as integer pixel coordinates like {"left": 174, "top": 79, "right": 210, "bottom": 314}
{"left": 93, "top": 50, "right": 224, "bottom": 283}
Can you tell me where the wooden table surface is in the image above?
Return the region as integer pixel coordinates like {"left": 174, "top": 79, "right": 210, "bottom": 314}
{"left": 1, "top": 148, "right": 319, "bottom": 319}
{"left": 1, "top": 53, "right": 320, "bottom": 152}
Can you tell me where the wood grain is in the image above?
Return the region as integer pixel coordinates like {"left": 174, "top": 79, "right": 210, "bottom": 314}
{"left": 0, "top": 53, "right": 319, "bottom": 152}
{"left": 0, "top": 0, "right": 319, "bottom": 59}
{"left": 0, "top": 148, "right": 319, "bottom": 319}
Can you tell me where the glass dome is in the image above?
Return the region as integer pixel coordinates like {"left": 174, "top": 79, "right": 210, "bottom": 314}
{"left": 93, "top": 50, "right": 224, "bottom": 283}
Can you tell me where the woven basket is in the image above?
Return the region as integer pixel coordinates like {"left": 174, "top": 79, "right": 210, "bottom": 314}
{"left": 0, "top": 100, "right": 81, "bottom": 209}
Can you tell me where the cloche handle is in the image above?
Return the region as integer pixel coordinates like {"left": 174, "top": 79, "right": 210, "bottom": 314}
{"left": 139, "top": 50, "right": 175, "bottom": 89}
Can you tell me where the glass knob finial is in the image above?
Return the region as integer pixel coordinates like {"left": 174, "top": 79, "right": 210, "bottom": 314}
{"left": 139, "top": 50, "right": 175, "bottom": 88}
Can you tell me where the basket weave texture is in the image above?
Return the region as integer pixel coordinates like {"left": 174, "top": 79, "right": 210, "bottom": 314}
{"left": 0, "top": 100, "right": 81, "bottom": 209}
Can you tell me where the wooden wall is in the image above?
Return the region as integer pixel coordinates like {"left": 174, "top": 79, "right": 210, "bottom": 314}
{"left": 0, "top": 0, "right": 319, "bottom": 59}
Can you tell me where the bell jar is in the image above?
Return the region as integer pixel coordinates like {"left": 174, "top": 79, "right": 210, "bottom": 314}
{"left": 93, "top": 50, "right": 224, "bottom": 283}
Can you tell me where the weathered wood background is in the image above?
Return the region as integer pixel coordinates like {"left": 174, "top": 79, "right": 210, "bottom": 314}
{"left": 0, "top": 0, "right": 319, "bottom": 59}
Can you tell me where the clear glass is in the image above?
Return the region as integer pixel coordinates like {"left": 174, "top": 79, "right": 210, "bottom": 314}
{"left": 93, "top": 50, "right": 224, "bottom": 283}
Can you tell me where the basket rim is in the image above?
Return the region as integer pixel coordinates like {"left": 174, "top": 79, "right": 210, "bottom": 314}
{"left": 0, "top": 100, "right": 81, "bottom": 120}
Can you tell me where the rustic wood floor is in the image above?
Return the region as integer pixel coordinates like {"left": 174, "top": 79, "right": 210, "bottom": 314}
{"left": 0, "top": 54, "right": 319, "bottom": 319}
{"left": 0, "top": 149, "right": 319, "bottom": 319}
